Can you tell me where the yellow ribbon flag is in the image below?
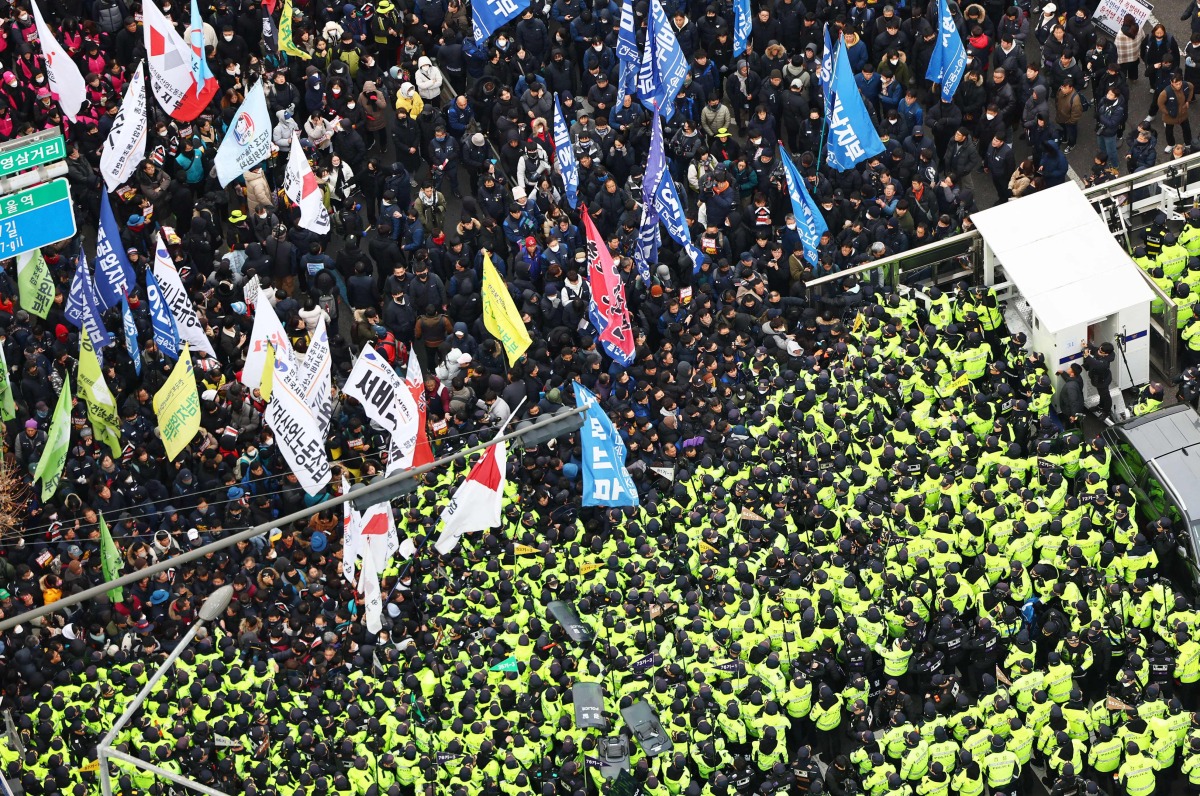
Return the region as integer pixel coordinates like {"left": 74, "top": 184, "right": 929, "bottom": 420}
{"left": 279, "top": 0, "right": 311, "bottom": 59}
{"left": 579, "top": 561, "right": 602, "bottom": 574}
{"left": 481, "top": 251, "right": 532, "bottom": 365}
{"left": 153, "top": 343, "right": 201, "bottom": 461}
{"left": 948, "top": 371, "right": 970, "bottom": 392}
{"left": 78, "top": 329, "right": 123, "bottom": 457}
{"left": 261, "top": 342, "right": 276, "bottom": 402}
{"left": 513, "top": 544, "right": 539, "bottom": 556}
{"left": 698, "top": 540, "right": 718, "bottom": 555}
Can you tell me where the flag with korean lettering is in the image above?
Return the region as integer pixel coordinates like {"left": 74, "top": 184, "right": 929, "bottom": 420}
{"left": 94, "top": 193, "right": 136, "bottom": 310}
{"left": 732, "top": 0, "right": 751, "bottom": 57}
{"left": 553, "top": 96, "right": 578, "bottom": 209}
{"left": 615, "top": 0, "right": 639, "bottom": 107}
{"left": 64, "top": 260, "right": 113, "bottom": 349}
{"left": 633, "top": 111, "right": 664, "bottom": 285}
{"left": 779, "top": 147, "right": 828, "bottom": 267}
{"left": 122, "top": 296, "right": 142, "bottom": 375}
{"left": 818, "top": 24, "right": 834, "bottom": 118}
{"left": 574, "top": 383, "right": 638, "bottom": 507}
{"left": 145, "top": 267, "right": 180, "bottom": 361}
{"left": 824, "top": 37, "right": 884, "bottom": 172}
{"left": 926, "top": 0, "right": 967, "bottom": 101}
{"left": 471, "top": 0, "right": 529, "bottom": 44}
{"left": 637, "top": 0, "right": 688, "bottom": 121}
{"left": 581, "top": 206, "right": 636, "bottom": 366}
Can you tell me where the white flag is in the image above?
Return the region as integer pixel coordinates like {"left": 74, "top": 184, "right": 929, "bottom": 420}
{"left": 405, "top": 343, "right": 423, "bottom": 387}
{"left": 284, "top": 132, "right": 331, "bottom": 234}
{"left": 357, "top": 499, "right": 398, "bottom": 569}
{"left": 214, "top": 80, "right": 272, "bottom": 186}
{"left": 143, "top": 0, "right": 216, "bottom": 120}
{"left": 435, "top": 441, "right": 507, "bottom": 555}
{"left": 358, "top": 534, "right": 383, "bottom": 634}
{"left": 31, "top": 0, "right": 85, "bottom": 121}
{"left": 264, "top": 353, "right": 330, "bottom": 495}
{"left": 152, "top": 237, "right": 217, "bottom": 359}
{"left": 295, "top": 317, "right": 333, "bottom": 436}
{"left": 343, "top": 342, "right": 420, "bottom": 459}
{"left": 100, "top": 62, "right": 147, "bottom": 192}
{"left": 241, "top": 298, "right": 295, "bottom": 394}
{"left": 341, "top": 475, "right": 360, "bottom": 585}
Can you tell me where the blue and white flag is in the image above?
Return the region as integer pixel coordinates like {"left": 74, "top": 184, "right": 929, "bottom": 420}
{"left": 121, "top": 296, "right": 142, "bottom": 376}
{"left": 471, "top": 0, "right": 529, "bottom": 44}
{"left": 189, "top": 0, "right": 214, "bottom": 97}
{"left": 818, "top": 24, "right": 835, "bottom": 118}
{"left": 633, "top": 111, "right": 667, "bottom": 284}
{"left": 213, "top": 80, "right": 272, "bottom": 187}
{"left": 145, "top": 268, "right": 180, "bottom": 361}
{"left": 779, "top": 148, "right": 829, "bottom": 267}
{"left": 636, "top": 0, "right": 688, "bottom": 121}
{"left": 653, "top": 172, "right": 706, "bottom": 273}
{"left": 732, "top": 0, "right": 751, "bottom": 57}
{"left": 574, "top": 383, "right": 639, "bottom": 507}
{"left": 553, "top": 95, "right": 578, "bottom": 209}
{"left": 94, "top": 192, "right": 136, "bottom": 310}
{"left": 825, "top": 38, "right": 885, "bottom": 171}
{"left": 615, "top": 0, "right": 640, "bottom": 107}
{"left": 64, "top": 263, "right": 113, "bottom": 349}
{"left": 926, "top": 0, "right": 967, "bottom": 101}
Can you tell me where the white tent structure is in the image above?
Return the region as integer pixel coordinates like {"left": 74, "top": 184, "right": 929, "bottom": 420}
{"left": 972, "top": 182, "right": 1154, "bottom": 401}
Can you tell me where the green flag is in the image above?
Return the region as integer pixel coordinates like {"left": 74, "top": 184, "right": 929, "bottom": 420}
{"left": 489, "top": 656, "right": 519, "bottom": 672}
{"left": 0, "top": 341, "right": 15, "bottom": 422}
{"left": 33, "top": 373, "right": 71, "bottom": 500}
{"left": 99, "top": 513, "right": 123, "bottom": 602}
{"left": 16, "top": 248, "right": 55, "bottom": 319}
{"left": 78, "top": 329, "right": 122, "bottom": 457}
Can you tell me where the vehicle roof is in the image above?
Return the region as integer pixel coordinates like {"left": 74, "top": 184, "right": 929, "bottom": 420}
{"left": 1116, "top": 404, "right": 1200, "bottom": 520}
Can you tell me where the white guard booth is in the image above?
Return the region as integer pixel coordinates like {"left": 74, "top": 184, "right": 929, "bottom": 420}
{"left": 971, "top": 182, "right": 1154, "bottom": 400}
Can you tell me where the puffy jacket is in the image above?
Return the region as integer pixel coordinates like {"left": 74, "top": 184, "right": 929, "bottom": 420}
{"left": 414, "top": 56, "right": 444, "bottom": 100}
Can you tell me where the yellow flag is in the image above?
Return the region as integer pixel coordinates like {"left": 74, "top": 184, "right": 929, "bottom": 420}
{"left": 78, "top": 329, "right": 123, "bottom": 457}
{"left": 481, "top": 252, "right": 532, "bottom": 365}
{"left": 513, "top": 544, "right": 539, "bottom": 556}
{"left": 153, "top": 344, "right": 201, "bottom": 461}
{"left": 698, "top": 540, "right": 718, "bottom": 554}
{"left": 579, "top": 561, "right": 602, "bottom": 574}
{"left": 279, "top": 0, "right": 311, "bottom": 59}
{"left": 261, "top": 342, "right": 276, "bottom": 402}
{"left": 948, "top": 371, "right": 970, "bottom": 392}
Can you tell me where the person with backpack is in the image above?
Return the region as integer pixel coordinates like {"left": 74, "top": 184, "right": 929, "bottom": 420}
{"left": 413, "top": 304, "right": 453, "bottom": 371}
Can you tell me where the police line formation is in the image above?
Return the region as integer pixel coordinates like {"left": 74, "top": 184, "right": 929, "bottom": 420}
{"left": 2, "top": 0, "right": 1200, "bottom": 793}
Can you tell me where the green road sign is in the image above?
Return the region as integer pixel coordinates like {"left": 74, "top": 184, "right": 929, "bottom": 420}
{"left": 0, "top": 132, "right": 66, "bottom": 179}
{"left": 0, "top": 178, "right": 77, "bottom": 259}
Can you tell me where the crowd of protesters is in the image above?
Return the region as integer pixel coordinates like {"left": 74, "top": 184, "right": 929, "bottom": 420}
{"left": 0, "top": 0, "right": 1199, "bottom": 794}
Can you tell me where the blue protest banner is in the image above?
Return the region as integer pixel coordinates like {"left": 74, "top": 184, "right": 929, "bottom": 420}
{"left": 64, "top": 260, "right": 113, "bottom": 349}
{"left": 819, "top": 24, "right": 835, "bottom": 118}
{"left": 121, "top": 296, "right": 142, "bottom": 376}
{"left": 779, "top": 148, "right": 829, "bottom": 267}
{"left": 471, "top": 0, "right": 529, "bottom": 44}
{"left": 615, "top": 0, "right": 639, "bottom": 108}
{"left": 574, "top": 383, "right": 639, "bottom": 507}
{"left": 653, "top": 169, "right": 706, "bottom": 273}
{"left": 145, "top": 268, "right": 180, "bottom": 361}
{"left": 553, "top": 95, "right": 578, "bottom": 209}
{"left": 926, "top": 0, "right": 968, "bottom": 101}
{"left": 94, "top": 192, "right": 135, "bottom": 310}
{"left": 636, "top": 0, "right": 688, "bottom": 121}
{"left": 825, "top": 38, "right": 885, "bottom": 171}
{"left": 733, "top": 0, "right": 751, "bottom": 57}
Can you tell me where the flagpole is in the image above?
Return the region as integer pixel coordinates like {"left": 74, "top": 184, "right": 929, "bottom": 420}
{"left": 815, "top": 31, "right": 838, "bottom": 174}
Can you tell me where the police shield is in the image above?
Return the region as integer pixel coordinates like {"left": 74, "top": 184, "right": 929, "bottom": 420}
{"left": 573, "top": 682, "right": 607, "bottom": 730}
{"left": 620, "top": 700, "right": 673, "bottom": 758}
{"left": 548, "top": 600, "right": 595, "bottom": 646}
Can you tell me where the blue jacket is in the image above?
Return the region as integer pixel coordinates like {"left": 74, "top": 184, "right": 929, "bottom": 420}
{"left": 1040, "top": 141, "right": 1069, "bottom": 186}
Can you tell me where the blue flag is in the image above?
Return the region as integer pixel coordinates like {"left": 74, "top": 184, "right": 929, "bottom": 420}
{"left": 779, "top": 148, "right": 829, "bottom": 267}
{"left": 471, "top": 0, "right": 529, "bottom": 44}
{"left": 653, "top": 171, "right": 706, "bottom": 274}
{"left": 825, "top": 38, "right": 885, "bottom": 172}
{"left": 121, "top": 296, "right": 142, "bottom": 376}
{"left": 926, "top": 0, "right": 968, "bottom": 101}
{"left": 64, "top": 262, "right": 114, "bottom": 350}
{"left": 145, "top": 268, "right": 180, "bottom": 360}
{"left": 633, "top": 111, "right": 667, "bottom": 284}
{"left": 615, "top": 0, "right": 640, "bottom": 107}
{"left": 574, "top": 383, "right": 639, "bottom": 507}
{"left": 819, "top": 24, "right": 835, "bottom": 118}
{"left": 636, "top": 0, "right": 688, "bottom": 121}
{"left": 732, "top": 0, "right": 751, "bottom": 57}
{"left": 553, "top": 95, "right": 578, "bottom": 209}
{"left": 94, "top": 192, "right": 136, "bottom": 311}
